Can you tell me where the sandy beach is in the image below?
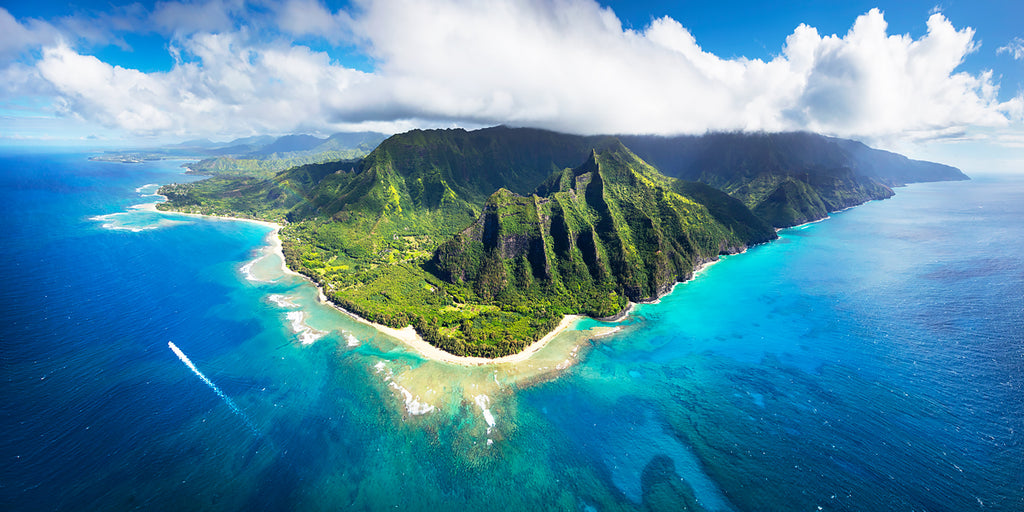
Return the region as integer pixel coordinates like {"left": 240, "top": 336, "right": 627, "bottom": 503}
{"left": 154, "top": 195, "right": 730, "bottom": 367}
{"left": 379, "top": 314, "right": 582, "bottom": 366}
{"left": 174, "top": 202, "right": 735, "bottom": 367}
{"left": 157, "top": 203, "right": 584, "bottom": 366}
{"left": 310, "top": 281, "right": 584, "bottom": 366}
{"left": 148, "top": 190, "right": 298, "bottom": 278}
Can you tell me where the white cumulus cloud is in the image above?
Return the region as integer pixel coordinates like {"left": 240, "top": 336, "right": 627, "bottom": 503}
{"left": 998, "top": 37, "right": 1024, "bottom": 60}
{"left": 35, "top": 33, "right": 373, "bottom": 137}
{"left": 0, "top": 8, "right": 61, "bottom": 61}
{"left": 5, "top": 0, "right": 1022, "bottom": 144}
{"left": 344, "top": 1, "right": 1016, "bottom": 140}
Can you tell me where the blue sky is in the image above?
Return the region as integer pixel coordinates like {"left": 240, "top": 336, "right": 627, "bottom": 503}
{"left": 1, "top": 0, "right": 1022, "bottom": 172}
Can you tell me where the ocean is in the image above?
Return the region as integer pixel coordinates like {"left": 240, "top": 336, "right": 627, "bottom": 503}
{"left": 1, "top": 152, "right": 1021, "bottom": 511}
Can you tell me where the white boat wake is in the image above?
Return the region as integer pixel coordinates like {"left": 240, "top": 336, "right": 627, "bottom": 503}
{"left": 168, "top": 341, "right": 258, "bottom": 435}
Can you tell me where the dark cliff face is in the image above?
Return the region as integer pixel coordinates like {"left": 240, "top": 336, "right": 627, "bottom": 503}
{"left": 619, "top": 131, "right": 961, "bottom": 227}
{"left": 433, "top": 142, "right": 778, "bottom": 314}
{"left": 829, "top": 137, "right": 969, "bottom": 185}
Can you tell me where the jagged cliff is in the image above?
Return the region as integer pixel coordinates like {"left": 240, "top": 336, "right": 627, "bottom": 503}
{"left": 433, "top": 141, "right": 776, "bottom": 318}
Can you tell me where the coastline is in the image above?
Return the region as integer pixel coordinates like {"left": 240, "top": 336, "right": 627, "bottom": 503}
{"left": 600, "top": 254, "right": 727, "bottom": 318}
{"left": 156, "top": 201, "right": 581, "bottom": 366}
{"left": 317, "top": 293, "right": 584, "bottom": 367}
{"left": 148, "top": 187, "right": 298, "bottom": 278}
{"left": 154, "top": 196, "right": 734, "bottom": 367}
{"left": 173, "top": 211, "right": 298, "bottom": 279}
{"left": 777, "top": 215, "right": 830, "bottom": 231}
{"left": 253, "top": 218, "right": 728, "bottom": 365}
{"left": 774, "top": 196, "right": 888, "bottom": 232}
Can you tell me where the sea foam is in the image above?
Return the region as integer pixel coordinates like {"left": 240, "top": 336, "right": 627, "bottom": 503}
{"left": 344, "top": 332, "right": 360, "bottom": 347}
{"left": 373, "top": 362, "right": 435, "bottom": 415}
{"left": 91, "top": 212, "right": 190, "bottom": 232}
{"left": 267, "top": 294, "right": 298, "bottom": 309}
{"left": 284, "top": 311, "right": 326, "bottom": 345}
{"left": 474, "top": 394, "right": 497, "bottom": 429}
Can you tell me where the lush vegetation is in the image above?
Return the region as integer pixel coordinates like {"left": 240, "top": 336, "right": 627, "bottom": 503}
{"left": 431, "top": 142, "right": 777, "bottom": 352}
{"left": 158, "top": 160, "right": 361, "bottom": 221}
{"left": 158, "top": 126, "right": 964, "bottom": 357}
{"left": 188, "top": 151, "right": 372, "bottom": 179}
{"left": 620, "top": 131, "right": 965, "bottom": 227}
{"left": 187, "top": 132, "right": 387, "bottom": 178}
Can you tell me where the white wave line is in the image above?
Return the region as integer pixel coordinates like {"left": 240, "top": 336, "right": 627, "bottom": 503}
{"left": 168, "top": 341, "right": 258, "bottom": 434}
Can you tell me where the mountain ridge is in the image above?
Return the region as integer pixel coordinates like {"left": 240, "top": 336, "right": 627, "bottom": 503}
{"left": 157, "top": 126, "right": 967, "bottom": 357}
{"left": 618, "top": 131, "right": 967, "bottom": 227}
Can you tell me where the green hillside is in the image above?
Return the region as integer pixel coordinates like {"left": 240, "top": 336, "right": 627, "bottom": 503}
{"left": 620, "top": 132, "right": 964, "bottom": 227}
{"left": 431, "top": 142, "right": 776, "bottom": 352}
{"left": 186, "top": 132, "right": 388, "bottom": 178}
{"left": 157, "top": 126, "right": 964, "bottom": 357}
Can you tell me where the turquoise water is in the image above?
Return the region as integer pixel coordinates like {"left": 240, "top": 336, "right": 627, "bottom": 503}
{"left": 2, "top": 153, "right": 1021, "bottom": 510}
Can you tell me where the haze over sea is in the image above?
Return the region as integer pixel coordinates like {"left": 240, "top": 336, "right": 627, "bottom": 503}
{"left": 2, "top": 152, "right": 1021, "bottom": 511}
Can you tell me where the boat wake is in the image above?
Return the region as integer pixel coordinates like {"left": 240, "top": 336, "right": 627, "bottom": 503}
{"left": 168, "top": 341, "right": 259, "bottom": 435}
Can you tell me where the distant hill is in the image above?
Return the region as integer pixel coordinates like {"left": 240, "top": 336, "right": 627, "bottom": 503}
{"left": 185, "top": 131, "right": 389, "bottom": 178}
{"left": 250, "top": 134, "right": 326, "bottom": 155}
{"left": 158, "top": 126, "right": 967, "bottom": 357}
{"left": 223, "top": 135, "right": 277, "bottom": 147}
{"left": 828, "top": 137, "right": 968, "bottom": 186}
{"left": 619, "top": 132, "right": 967, "bottom": 227}
{"left": 91, "top": 131, "right": 389, "bottom": 177}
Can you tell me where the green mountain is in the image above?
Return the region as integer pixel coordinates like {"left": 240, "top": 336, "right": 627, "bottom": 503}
{"left": 174, "top": 127, "right": 963, "bottom": 228}
{"left": 350, "top": 126, "right": 600, "bottom": 204}
{"left": 185, "top": 131, "right": 389, "bottom": 178}
{"left": 432, "top": 140, "right": 775, "bottom": 316}
{"left": 619, "top": 132, "right": 967, "bottom": 227}
{"left": 828, "top": 137, "right": 968, "bottom": 186}
{"left": 157, "top": 126, "right": 964, "bottom": 357}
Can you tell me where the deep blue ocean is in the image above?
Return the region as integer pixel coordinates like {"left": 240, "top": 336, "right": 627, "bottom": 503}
{"left": 2, "top": 152, "right": 1022, "bottom": 511}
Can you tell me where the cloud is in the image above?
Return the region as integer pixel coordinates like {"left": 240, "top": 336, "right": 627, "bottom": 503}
{"left": 150, "top": 0, "right": 240, "bottom": 36}
{"left": 344, "top": 1, "right": 1014, "bottom": 140}
{"left": 33, "top": 34, "right": 377, "bottom": 137}
{"left": 997, "top": 37, "right": 1024, "bottom": 60}
{"left": 789, "top": 10, "right": 1007, "bottom": 136}
{"left": 5, "top": 0, "right": 1021, "bottom": 144}
{"left": 0, "top": 8, "right": 61, "bottom": 61}
{"left": 274, "top": 0, "right": 354, "bottom": 43}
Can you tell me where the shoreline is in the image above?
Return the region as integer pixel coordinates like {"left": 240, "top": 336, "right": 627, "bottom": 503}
{"left": 316, "top": 291, "right": 584, "bottom": 367}
{"left": 775, "top": 196, "right": 887, "bottom": 232}
{"left": 777, "top": 215, "right": 830, "bottom": 231}
{"left": 155, "top": 202, "right": 581, "bottom": 366}
{"left": 257, "top": 221, "right": 730, "bottom": 365}
{"left": 174, "top": 211, "right": 298, "bottom": 279}
{"left": 153, "top": 196, "right": 735, "bottom": 367}
{"left": 599, "top": 254, "right": 727, "bottom": 318}
{"left": 148, "top": 191, "right": 298, "bottom": 278}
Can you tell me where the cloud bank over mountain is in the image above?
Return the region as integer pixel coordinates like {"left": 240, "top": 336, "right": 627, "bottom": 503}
{"left": 1, "top": 0, "right": 1021, "bottom": 146}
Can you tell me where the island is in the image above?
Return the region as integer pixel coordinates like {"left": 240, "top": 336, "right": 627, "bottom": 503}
{"left": 157, "top": 126, "right": 967, "bottom": 358}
